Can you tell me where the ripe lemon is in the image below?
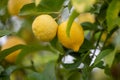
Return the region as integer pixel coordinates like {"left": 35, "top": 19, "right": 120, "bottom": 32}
{"left": 58, "top": 21, "right": 84, "bottom": 52}
{"left": 1, "top": 36, "right": 26, "bottom": 63}
{"left": 77, "top": 13, "right": 95, "bottom": 24}
{"left": 32, "top": 15, "right": 58, "bottom": 42}
{"left": 8, "top": 0, "right": 33, "bottom": 15}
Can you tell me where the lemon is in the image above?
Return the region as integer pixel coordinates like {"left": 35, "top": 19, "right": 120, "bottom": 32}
{"left": 58, "top": 21, "right": 84, "bottom": 52}
{"left": 8, "top": 0, "right": 33, "bottom": 15}
{"left": 77, "top": 13, "right": 95, "bottom": 24}
{"left": 1, "top": 36, "right": 26, "bottom": 63}
{"left": 32, "top": 15, "right": 58, "bottom": 42}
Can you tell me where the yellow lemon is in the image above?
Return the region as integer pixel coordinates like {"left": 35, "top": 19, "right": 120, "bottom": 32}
{"left": 8, "top": 0, "right": 33, "bottom": 15}
{"left": 1, "top": 36, "right": 26, "bottom": 63}
{"left": 77, "top": 13, "right": 95, "bottom": 24}
{"left": 58, "top": 21, "right": 84, "bottom": 52}
{"left": 32, "top": 15, "right": 58, "bottom": 42}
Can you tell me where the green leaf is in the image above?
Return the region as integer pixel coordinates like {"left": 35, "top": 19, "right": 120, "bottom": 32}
{"left": 66, "top": 10, "right": 79, "bottom": 37}
{"left": 19, "top": 0, "right": 65, "bottom": 16}
{"left": 0, "top": 0, "right": 8, "bottom": 16}
{"left": 26, "top": 61, "right": 56, "bottom": 80}
{"left": 0, "top": 30, "right": 12, "bottom": 37}
{"left": 68, "top": 71, "right": 81, "bottom": 80}
{"left": 93, "top": 49, "right": 113, "bottom": 66}
{"left": 0, "top": 45, "right": 25, "bottom": 62}
{"left": 79, "top": 39, "right": 94, "bottom": 53}
{"left": 50, "top": 37, "right": 65, "bottom": 54}
{"left": 81, "top": 22, "right": 98, "bottom": 30}
{"left": 94, "top": 61, "right": 104, "bottom": 69}
{"left": 0, "top": 0, "right": 10, "bottom": 23}
{"left": 106, "top": 0, "right": 120, "bottom": 32}
{"left": 62, "top": 59, "right": 81, "bottom": 70}
{"left": 26, "top": 72, "right": 42, "bottom": 80}
{"left": 104, "top": 48, "right": 117, "bottom": 67}
{"left": 16, "top": 43, "right": 58, "bottom": 64}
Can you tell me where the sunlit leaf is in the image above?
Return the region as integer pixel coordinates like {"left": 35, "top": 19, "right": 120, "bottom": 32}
{"left": 106, "top": 0, "right": 120, "bottom": 32}
{"left": 93, "top": 49, "right": 113, "bottom": 66}
{"left": 104, "top": 48, "right": 117, "bottom": 67}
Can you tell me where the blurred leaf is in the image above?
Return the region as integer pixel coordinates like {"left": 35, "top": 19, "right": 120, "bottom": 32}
{"left": 19, "top": 0, "right": 65, "bottom": 16}
{"left": 68, "top": 1, "right": 72, "bottom": 11}
{"left": 62, "top": 59, "right": 81, "bottom": 70}
{"left": 16, "top": 43, "right": 58, "bottom": 64}
{"left": 106, "top": 0, "right": 120, "bottom": 32}
{"left": 81, "top": 22, "right": 98, "bottom": 30}
{"left": 0, "top": 45, "right": 25, "bottom": 62}
{"left": 68, "top": 71, "right": 81, "bottom": 80}
{"left": 0, "top": 0, "right": 10, "bottom": 23}
{"left": 104, "top": 48, "right": 117, "bottom": 67}
{"left": 50, "top": 37, "right": 65, "bottom": 54}
{"left": 95, "top": 1, "right": 108, "bottom": 24}
{"left": 81, "top": 64, "right": 91, "bottom": 80}
{"left": 0, "top": 0, "right": 8, "bottom": 16}
{"left": 93, "top": 49, "right": 113, "bottom": 66}
{"left": 0, "top": 30, "right": 12, "bottom": 37}
{"left": 26, "top": 72, "right": 42, "bottom": 80}
{"left": 0, "top": 66, "right": 17, "bottom": 80}
{"left": 43, "top": 61, "right": 56, "bottom": 80}
{"left": 66, "top": 10, "right": 79, "bottom": 37}
{"left": 5, "top": 66, "right": 17, "bottom": 76}
{"left": 26, "top": 61, "right": 56, "bottom": 80}
{"left": 0, "top": 66, "right": 4, "bottom": 74}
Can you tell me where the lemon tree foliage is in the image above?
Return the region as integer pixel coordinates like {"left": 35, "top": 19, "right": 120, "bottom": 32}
{"left": 0, "top": 0, "right": 120, "bottom": 80}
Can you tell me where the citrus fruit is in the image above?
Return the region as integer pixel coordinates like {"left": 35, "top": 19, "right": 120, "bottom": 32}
{"left": 77, "top": 13, "right": 95, "bottom": 24}
{"left": 32, "top": 15, "right": 58, "bottom": 42}
{"left": 8, "top": 0, "right": 33, "bottom": 15}
{"left": 58, "top": 21, "right": 84, "bottom": 52}
{"left": 1, "top": 36, "right": 26, "bottom": 63}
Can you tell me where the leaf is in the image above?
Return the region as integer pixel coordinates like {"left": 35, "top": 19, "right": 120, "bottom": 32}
{"left": 0, "top": 45, "right": 25, "bottom": 62}
{"left": 68, "top": 71, "right": 81, "bottom": 80}
{"left": 0, "top": 30, "right": 12, "bottom": 37}
{"left": 50, "top": 37, "right": 65, "bottom": 54}
{"left": 79, "top": 39, "right": 94, "bottom": 53}
{"left": 66, "top": 10, "right": 79, "bottom": 37}
{"left": 81, "top": 22, "right": 98, "bottom": 30}
{"left": 93, "top": 49, "right": 113, "bottom": 66}
{"left": 104, "top": 48, "right": 117, "bottom": 67}
{"left": 0, "top": 0, "right": 8, "bottom": 16}
{"left": 19, "top": 0, "right": 65, "bottom": 16}
{"left": 16, "top": 43, "right": 58, "bottom": 64}
{"left": 62, "top": 59, "right": 81, "bottom": 70}
{"left": 106, "top": 0, "right": 120, "bottom": 32}
{"left": 26, "top": 61, "right": 56, "bottom": 80}
{"left": 94, "top": 61, "right": 104, "bottom": 69}
{"left": 0, "top": 0, "right": 10, "bottom": 23}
